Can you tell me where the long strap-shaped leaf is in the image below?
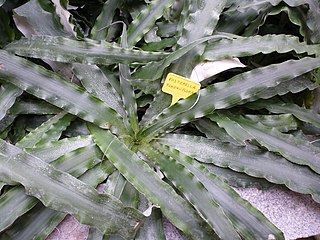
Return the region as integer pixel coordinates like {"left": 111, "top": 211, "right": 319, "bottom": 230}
{"left": 210, "top": 112, "right": 320, "bottom": 174}
{"left": 90, "top": 0, "right": 123, "bottom": 40}
{"left": 26, "top": 135, "right": 94, "bottom": 163}
{"left": 138, "top": 57, "right": 320, "bottom": 141}
{"left": 88, "top": 124, "right": 217, "bottom": 240}
{"left": 194, "top": 118, "right": 241, "bottom": 144}
{"left": 132, "top": 35, "right": 226, "bottom": 81}
{"left": 119, "top": 25, "right": 139, "bottom": 134}
{"left": 218, "top": 0, "right": 319, "bottom": 42}
{"left": 0, "top": 139, "right": 144, "bottom": 239}
{"left": 0, "top": 143, "right": 100, "bottom": 232}
{"left": 5, "top": 35, "right": 168, "bottom": 65}
{"left": 103, "top": 172, "right": 140, "bottom": 239}
{"left": 1, "top": 203, "right": 65, "bottom": 240}
{"left": 0, "top": 0, "right": 6, "bottom": 7}
{"left": 203, "top": 34, "right": 320, "bottom": 61}
{"left": 9, "top": 99, "right": 60, "bottom": 115}
{"left": 152, "top": 143, "right": 284, "bottom": 240}
{"left": 216, "top": 1, "right": 273, "bottom": 34}
{"left": 2, "top": 160, "right": 115, "bottom": 240}
{"left": 16, "top": 112, "right": 75, "bottom": 149}
{"left": 0, "top": 83, "right": 23, "bottom": 122}
{"left": 13, "top": 0, "right": 69, "bottom": 37}
{"left": 105, "top": 171, "right": 139, "bottom": 208}
{"left": 0, "top": 50, "right": 126, "bottom": 135}
{"left": 245, "top": 74, "right": 318, "bottom": 103}
{"left": 127, "top": 0, "right": 175, "bottom": 46}
{"left": 141, "top": 145, "right": 241, "bottom": 239}
{"left": 135, "top": 195, "right": 166, "bottom": 240}
{"left": 203, "top": 163, "right": 273, "bottom": 189}
{"left": 177, "top": 0, "right": 227, "bottom": 47}
{"left": 72, "top": 64, "right": 125, "bottom": 117}
{"left": 288, "top": 0, "right": 320, "bottom": 43}
{"left": 244, "top": 114, "right": 298, "bottom": 132}
{"left": 136, "top": 35, "right": 232, "bottom": 128}
{"left": 248, "top": 101, "right": 320, "bottom": 129}
{"left": 158, "top": 134, "right": 320, "bottom": 203}
{"left": 171, "top": 0, "right": 227, "bottom": 76}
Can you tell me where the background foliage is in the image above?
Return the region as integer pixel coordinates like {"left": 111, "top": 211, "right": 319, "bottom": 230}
{"left": 0, "top": 0, "right": 320, "bottom": 239}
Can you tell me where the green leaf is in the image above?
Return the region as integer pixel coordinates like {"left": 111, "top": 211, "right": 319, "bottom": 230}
{"left": 219, "top": 0, "right": 320, "bottom": 43}
{"left": 119, "top": 26, "right": 139, "bottom": 134}
{"left": 16, "top": 112, "right": 74, "bottom": 149}
{"left": 203, "top": 34, "right": 320, "bottom": 61}
{"left": 203, "top": 164, "right": 273, "bottom": 189}
{"left": 5, "top": 35, "right": 168, "bottom": 65}
{"left": 141, "top": 37, "right": 177, "bottom": 51}
{"left": 153, "top": 143, "right": 284, "bottom": 240}
{"left": 13, "top": 0, "right": 70, "bottom": 37}
{"left": 194, "top": 119, "right": 243, "bottom": 145}
{"left": 266, "top": 5, "right": 309, "bottom": 41}
{"left": 0, "top": 113, "right": 15, "bottom": 130}
{"left": 0, "top": 0, "right": 6, "bottom": 7}
{"left": 135, "top": 195, "right": 165, "bottom": 240}
{"left": 46, "top": 144, "right": 102, "bottom": 177}
{"left": 216, "top": 1, "right": 273, "bottom": 34}
{"left": 90, "top": 0, "right": 123, "bottom": 40}
{"left": 244, "top": 114, "right": 298, "bottom": 132}
{"left": 248, "top": 101, "right": 320, "bottom": 129}
{"left": 72, "top": 64, "right": 125, "bottom": 117}
{"left": 0, "top": 203, "right": 65, "bottom": 240}
{"left": 135, "top": 208, "right": 165, "bottom": 240}
{"left": 0, "top": 83, "right": 23, "bottom": 122}
{"left": 88, "top": 124, "right": 216, "bottom": 240}
{"left": 127, "top": 0, "right": 175, "bottom": 46}
{"left": 156, "top": 21, "right": 177, "bottom": 38}
{"left": 0, "top": 143, "right": 101, "bottom": 232}
{"left": 177, "top": 1, "right": 227, "bottom": 47}
{"left": 0, "top": 139, "right": 144, "bottom": 238}
{"left": 132, "top": 35, "right": 225, "bottom": 81}
{"left": 143, "top": 145, "right": 241, "bottom": 239}
{"left": 51, "top": 0, "right": 76, "bottom": 36}
{"left": 138, "top": 57, "right": 320, "bottom": 141}
{"left": 306, "top": 0, "right": 320, "bottom": 43}
{"left": 0, "top": 50, "right": 127, "bottom": 135}
{"left": 117, "top": 178, "right": 139, "bottom": 209}
{"left": 103, "top": 171, "right": 139, "bottom": 240}
{"left": 209, "top": 113, "right": 253, "bottom": 145}
{"left": 138, "top": 91, "right": 171, "bottom": 129}
{"left": 88, "top": 227, "right": 104, "bottom": 240}
{"left": 173, "top": 0, "right": 189, "bottom": 40}
{"left": 9, "top": 99, "right": 60, "bottom": 115}
{"left": 209, "top": 112, "right": 320, "bottom": 174}
{"left": 246, "top": 75, "right": 318, "bottom": 103}
{"left": 136, "top": 35, "right": 234, "bottom": 128}
{"left": 283, "top": 0, "right": 320, "bottom": 43}
{"left": 158, "top": 134, "right": 320, "bottom": 203}
{"left": 2, "top": 160, "right": 115, "bottom": 240}
{"left": 26, "top": 135, "right": 94, "bottom": 162}
{"left": 172, "top": 0, "right": 228, "bottom": 76}
{"left": 106, "top": 171, "right": 129, "bottom": 201}
{"left": 99, "top": 67, "right": 122, "bottom": 97}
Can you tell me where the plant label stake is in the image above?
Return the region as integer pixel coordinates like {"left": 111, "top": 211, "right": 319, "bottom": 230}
{"left": 162, "top": 73, "right": 200, "bottom": 106}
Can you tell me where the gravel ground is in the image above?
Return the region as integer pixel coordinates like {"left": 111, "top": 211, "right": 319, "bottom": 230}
{"left": 235, "top": 186, "right": 320, "bottom": 239}
{"left": 47, "top": 186, "right": 320, "bottom": 240}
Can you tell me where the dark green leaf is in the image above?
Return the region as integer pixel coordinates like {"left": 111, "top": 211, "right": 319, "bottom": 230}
{"left": 0, "top": 139, "right": 144, "bottom": 238}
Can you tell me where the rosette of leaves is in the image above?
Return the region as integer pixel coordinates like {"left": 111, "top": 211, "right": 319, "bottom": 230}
{"left": 0, "top": 0, "right": 320, "bottom": 239}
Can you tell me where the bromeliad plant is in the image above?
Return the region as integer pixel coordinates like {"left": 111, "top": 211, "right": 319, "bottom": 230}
{"left": 0, "top": 0, "right": 320, "bottom": 239}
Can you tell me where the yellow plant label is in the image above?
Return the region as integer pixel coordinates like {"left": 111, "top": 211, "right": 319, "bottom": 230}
{"left": 162, "top": 73, "right": 201, "bottom": 106}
